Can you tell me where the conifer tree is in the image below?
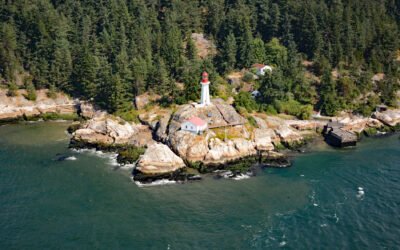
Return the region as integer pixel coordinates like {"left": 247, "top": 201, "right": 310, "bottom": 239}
{"left": 221, "top": 33, "right": 237, "bottom": 72}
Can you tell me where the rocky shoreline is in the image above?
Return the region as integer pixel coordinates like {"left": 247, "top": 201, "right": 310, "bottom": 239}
{"left": 68, "top": 99, "right": 400, "bottom": 185}
{"left": 2, "top": 91, "right": 399, "bottom": 186}
{"left": 0, "top": 89, "right": 79, "bottom": 124}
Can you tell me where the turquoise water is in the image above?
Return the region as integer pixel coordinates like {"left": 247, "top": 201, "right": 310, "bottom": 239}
{"left": 0, "top": 122, "right": 399, "bottom": 249}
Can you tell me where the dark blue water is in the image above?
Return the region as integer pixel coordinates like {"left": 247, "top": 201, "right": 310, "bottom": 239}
{"left": 0, "top": 122, "right": 399, "bottom": 249}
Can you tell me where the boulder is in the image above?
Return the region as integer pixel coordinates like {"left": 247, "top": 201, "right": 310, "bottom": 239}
{"left": 136, "top": 143, "right": 186, "bottom": 175}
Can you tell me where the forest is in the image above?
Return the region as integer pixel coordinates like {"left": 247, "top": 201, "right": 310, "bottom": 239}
{"left": 0, "top": 0, "right": 399, "bottom": 118}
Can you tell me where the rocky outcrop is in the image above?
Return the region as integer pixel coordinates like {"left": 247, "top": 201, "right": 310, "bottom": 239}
{"left": 274, "top": 125, "right": 303, "bottom": 144}
{"left": 252, "top": 116, "right": 268, "bottom": 129}
{"left": 253, "top": 128, "right": 276, "bottom": 151}
{"left": 340, "top": 117, "right": 384, "bottom": 133}
{"left": 168, "top": 99, "right": 246, "bottom": 135}
{"left": 134, "top": 93, "right": 161, "bottom": 110}
{"left": 155, "top": 113, "right": 171, "bottom": 142}
{"left": 169, "top": 130, "right": 209, "bottom": 161}
{"left": 79, "top": 102, "right": 104, "bottom": 119}
{"left": 286, "top": 120, "right": 327, "bottom": 131}
{"left": 372, "top": 109, "right": 400, "bottom": 127}
{"left": 136, "top": 143, "right": 186, "bottom": 175}
{"left": 0, "top": 89, "right": 77, "bottom": 121}
{"left": 72, "top": 113, "right": 154, "bottom": 147}
{"left": 203, "top": 138, "right": 256, "bottom": 164}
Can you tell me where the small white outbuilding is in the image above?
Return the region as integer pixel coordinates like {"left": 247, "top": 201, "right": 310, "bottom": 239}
{"left": 252, "top": 63, "right": 273, "bottom": 76}
{"left": 181, "top": 116, "right": 208, "bottom": 134}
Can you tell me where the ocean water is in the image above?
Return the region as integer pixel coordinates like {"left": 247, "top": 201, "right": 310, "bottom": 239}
{"left": 0, "top": 122, "right": 399, "bottom": 249}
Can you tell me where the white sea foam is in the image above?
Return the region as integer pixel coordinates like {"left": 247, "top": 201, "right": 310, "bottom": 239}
{"left": 65, "top": 156, "right": 77, "bottom": 161}
{"left": 356, "top": 187, "right": 365, "bottom": 199}
{"left": 279, "top": 241, "right": 287, "bottom": 247}
{"left": 119, "top": 163, "right": 136, "bottom": 169}
{"left": 232, "top": 173, "right": 251, "bottom": 180}
{"left": 134, "top": 179, "right": 177, "bottom": 187}
{"left": 72, "top": 148, "right": 123, "bottom": 167}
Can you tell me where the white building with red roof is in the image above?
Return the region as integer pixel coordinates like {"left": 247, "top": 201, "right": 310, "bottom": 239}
{"left": 181, "top": 116, "right": 208, "bottom": 134}
{"left": 252, "top": 63, "right": 272, "bottom": 76}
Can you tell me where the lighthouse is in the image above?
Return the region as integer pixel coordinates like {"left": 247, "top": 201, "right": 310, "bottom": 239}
{"left": 200, "top": 71, "right": 211, "bottom": 106}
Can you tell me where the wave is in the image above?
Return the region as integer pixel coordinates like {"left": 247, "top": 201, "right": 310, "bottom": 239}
{"left": 133, "top": 178, "right": 177, "bottom": 187}
{"left": 65, "top": 156, "right": 77, "bottom": 161}
{"left": 71, "top": 148, "right": 122, "bottom": 167}
{"left": 232, "top": 173, "right": 251, "bottom": 180}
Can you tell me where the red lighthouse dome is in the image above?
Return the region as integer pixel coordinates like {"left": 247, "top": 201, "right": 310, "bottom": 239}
{"left": 201, "top": 71, "right": 209, "bottom": 84}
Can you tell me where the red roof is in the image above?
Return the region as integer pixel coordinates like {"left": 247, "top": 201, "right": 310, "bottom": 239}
{"left": 252, "top": 63, "right": 265, "bottom": 69}
{"left": 201, "top": 71, "right": 209, "bottom": 84}
{"left": 186, "top": 117, "right": 207, "bottom": 126}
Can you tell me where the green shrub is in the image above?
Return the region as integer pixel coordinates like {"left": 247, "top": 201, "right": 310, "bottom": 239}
{"left": 7, "top": 82, "right": 18, "bottom": 97}
{"left": 47, "top": 84, "right": 57, "bottom": 99}
{"left": 40, "top": 112, "right": 79, "bottom": 121}
{"left": 117, "top": 146, "right": 146, "bottom": 164}
{"left": 25, "top": 81, "right": 37, "bottom": 101}
{"left": 274, "top": 99, "right": 313, "bottom": 120}
{"left": 115, "top": 110, "right": 140, "bottom": 123}
{"left": 260, "top": 104, "right": 278, "bottom": 115}
{"left": 242, "top": 72, "right": 254, "bottom": 82}
{"left": 234, "top": 91, "right": 258, "bottom": 112}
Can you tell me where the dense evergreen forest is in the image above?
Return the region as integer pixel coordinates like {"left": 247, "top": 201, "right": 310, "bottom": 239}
{"left": 0, "top": 0, "right": 399, "bottom": 117}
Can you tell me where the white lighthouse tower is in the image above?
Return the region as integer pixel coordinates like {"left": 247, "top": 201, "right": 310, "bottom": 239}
{"left": 199, "top": 71, "right": 211, "bottom": 106}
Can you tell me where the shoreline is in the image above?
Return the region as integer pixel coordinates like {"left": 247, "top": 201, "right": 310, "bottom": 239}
{"left": 1, "top": 93, "right": 400, "bottom": 186}
{"left": 1, "top": 118, "right": 399, "bottom": 187}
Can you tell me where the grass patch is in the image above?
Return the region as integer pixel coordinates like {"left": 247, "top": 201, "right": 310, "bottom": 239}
{"left": 115, "top": 110, "right": 140, "bottom": 123}
{"left": 39, "top": 113, "right": 79, "bottom": 121}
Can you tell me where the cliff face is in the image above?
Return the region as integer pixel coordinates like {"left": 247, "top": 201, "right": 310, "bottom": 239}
{"left": 0, "top": 89, "right": 77, "bottom": 121}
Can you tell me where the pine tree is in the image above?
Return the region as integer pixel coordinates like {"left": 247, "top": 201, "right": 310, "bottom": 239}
{"left": 0, "top": 22, "right": 19, "bottom": 81}
{"left": 221, "top": 33, "right": 237, "bottom": 72}
{"left": 250, "top": 37, "right": 266, "bottom": 64}
{"left": 73, "top": 48, "right": 98, "bottom": 99}
{"left": 238, "top": 19, "right": 253, "bottom": 68}
{"left": 186, "top": 36, "right": 198, "bottom": 62}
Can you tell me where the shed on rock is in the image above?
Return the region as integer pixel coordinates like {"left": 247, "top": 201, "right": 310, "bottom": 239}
{"left": 323, "top": 122, "right": 357, "bottom": 147}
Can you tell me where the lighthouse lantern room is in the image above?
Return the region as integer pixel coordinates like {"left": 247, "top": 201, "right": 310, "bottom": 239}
{"left": 199, "top": 71, "right": 211, "bottom": 106}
